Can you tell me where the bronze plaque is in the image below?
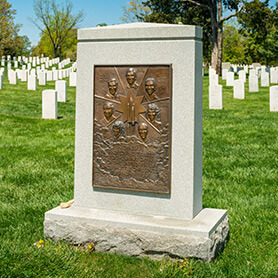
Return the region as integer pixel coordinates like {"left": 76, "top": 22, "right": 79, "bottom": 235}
{"left": 93, "top": 65, "right": 172, "bottom": 194}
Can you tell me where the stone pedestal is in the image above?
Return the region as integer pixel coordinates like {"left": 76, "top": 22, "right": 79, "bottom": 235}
{"left": 44, "top": 23, "right": 229, "bottom": 261}
{"left": 45, "top": 206, "right": 228, "bottom": 262}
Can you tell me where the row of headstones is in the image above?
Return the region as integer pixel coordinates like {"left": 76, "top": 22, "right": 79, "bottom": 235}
{"left": 209, "top": 66, "right": 278, "bottom": 111}
{"left": 1, "top": 55, "right": 70, "bottom": 70}
{"left": 0, "top": 64, "right": 77, "bottom": 89}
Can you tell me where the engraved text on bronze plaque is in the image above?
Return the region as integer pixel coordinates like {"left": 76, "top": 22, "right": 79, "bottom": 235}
{"left": 93, "top": 65, "right": 171, "bottom": 193}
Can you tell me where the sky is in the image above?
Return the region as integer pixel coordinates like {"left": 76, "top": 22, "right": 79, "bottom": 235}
{"left": 9, "top": 0, "right": 278, "bottom": 46}
{"left": 9, "top": 0, "right": 128, "bottom": 46}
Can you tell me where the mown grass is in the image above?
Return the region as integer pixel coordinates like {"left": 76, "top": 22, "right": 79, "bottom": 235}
{"left": 0, "top": 68, "right": 277, "bottom": 277}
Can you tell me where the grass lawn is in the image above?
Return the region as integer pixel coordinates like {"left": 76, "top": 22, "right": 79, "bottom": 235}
{"left": 0, "top": 68, "right": 277, "bottom": 277}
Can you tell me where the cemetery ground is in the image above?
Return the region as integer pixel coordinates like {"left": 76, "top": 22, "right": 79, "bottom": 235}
{"left": 0, "top": 71, "right": 277, "bottom": 278}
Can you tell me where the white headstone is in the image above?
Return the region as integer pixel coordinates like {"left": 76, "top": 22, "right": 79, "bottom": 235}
{"left": 14, "top": 61, "right": 18, "bottom": 68}
{"left": 233, "top": 80, "right": 245, "bottom": 99}
{"left": 261, "top": 72, "right": 269, "bottom": 87}
{"left": 30, "top": 69, "right": 36, "bottom": 76}
{"left": 69, "top": 72, "right": 77, "bottom": 87}
{"left": 39, "top": 71, "right": 47, "bottom": 85}
{"left": 55, "top": 80, "right": 67, "bottom": 102}
{"left": 270, "top": 68, "right": 278, "bottom": 84}
{"left": 58, "top": 70, "right": 63, "bottom": 79}
{"left": 21, "top": 70, "right": 28, "bottom": 82}
{"left": 222, "top": 69, "right": 228, "bottom": 80}
{"left": 209, "top": 73, "right": 218, "bottom": 86}
{"left": 226, "top": 72, "right": 234, "bottom": 86}
{"left": 9, "top": 70, "right": 18, "bottom": 84}
{"left": 238, "top": 70, "right": 246, "bottom": 83}
{"left": 53, "top": 70, "right": 58, "bottom": 81}
{"left": 47, "top": 70, "right": 53, "bottom": 81}
{"left": 16, "top": 69, "right": 22, "bottom": 80}
{"left": 209, "top": 84, "right": 223, "bottom": 109}
{"left": 42, "top": 90, "right": 58, "bottom": 119}
{"left": 0, "top": 73, "right": 3, "bottom": 89}
{"left": 28, "top": 75, "right": 37, "bottom": 90}
{"left": 249, "top": 74, "right": 259, "bottom": 92}
{"left": 270, "top": 86, "right": 278, "bottom": 111}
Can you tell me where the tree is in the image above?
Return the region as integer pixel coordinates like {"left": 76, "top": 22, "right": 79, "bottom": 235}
{"left": 0, "top": 0, "right": 23, "bottom": 57}
{"left": 238, "top": 0, "right": 278, "bottom": 65}
{"left": 143, "top": 0, "right": 242, "bottom": 74}
{"left": 33, "top": 28, "right": 77, "bottom": 60}
{"left": 32, "top": 0, "right": 84, "bottom": 58}
{"left": 138, "top": 0, "right": 212, "bottom": 67}
{"left": 121, "top": 0, "right": 151, "bottom": 23}
{"left": 222, "top": 22, "right": 245, "bottom": 64}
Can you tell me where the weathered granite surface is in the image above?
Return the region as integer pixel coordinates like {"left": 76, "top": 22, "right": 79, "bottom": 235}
{"left": 44, "top": 206, "right": 229, "bottom": 261}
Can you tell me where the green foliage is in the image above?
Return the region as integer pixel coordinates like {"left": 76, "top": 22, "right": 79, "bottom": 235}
{"left": 0, "top": 64, "right": 278, "bottom": 276}
{"left": 0, "top": 0, "right": 31, "bottom": 57}
{"left": 32, "top": 0, "right": 83, "bottom": 59}
{"left": 238, "top": 0, "right": 278, "bottom": 65}
{"left": 120, "top": 0, "right": 151, "bottom": 23}
{"left": 141, "top": 0, "right": 212, "bottom": 67}
{"left": 223, "top": 23, "right": 245, "bottom": 64}
{"left": 33, "top": 28, "right": 77, "bottom": 60}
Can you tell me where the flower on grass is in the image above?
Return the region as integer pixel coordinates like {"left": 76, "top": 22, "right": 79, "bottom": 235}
{"left": 33, "top": 240, "right": 44, "bottom": 248}
{"left": 87, "top": 243, "right": 95, "bottom": 251}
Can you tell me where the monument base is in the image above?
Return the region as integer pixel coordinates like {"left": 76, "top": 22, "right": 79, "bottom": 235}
{"left": 44, "top": 205, "right": 229, "bottom": 262}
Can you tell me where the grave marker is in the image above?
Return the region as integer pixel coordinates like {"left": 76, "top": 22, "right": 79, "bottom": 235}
{"left": 233, "top": 80, "right": 245, "bottom": 99}
{"left": 55, "top": 80, "right": 67, "bottom": 102}
{"left": 44, "top": 23, "right": 228, "bottom": 262}
{"left": 270, "top": 86, "right": 278, "bottom": 111}
{"left": 42, "top": 90, "right": 58, "bottom": 119}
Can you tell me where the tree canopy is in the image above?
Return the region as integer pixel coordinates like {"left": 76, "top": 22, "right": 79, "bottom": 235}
{"left": 238, "top": 0, "right": 278, "bottom": 65}
{"left": 0, "top": 0, "right": 31, "bottom": 57}
{"left": 32, "top": 0, "right": 84, "bottom": 59}
{"left": 121, "top": 0, "right": 151, "bottom": 23}
{"left": 139, "top": 0, "right": 243, "bottom": 74}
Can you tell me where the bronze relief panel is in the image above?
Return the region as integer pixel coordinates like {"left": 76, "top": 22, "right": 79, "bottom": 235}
{"left": 93, "top": 65, "right": 172, "bottom": 194}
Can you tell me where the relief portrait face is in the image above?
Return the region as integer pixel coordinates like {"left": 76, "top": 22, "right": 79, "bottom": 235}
{"left": 108, "top": 80, "right": 117, "bottom": 96}
{"left": 113, "top": 126, "right": 120, "bottom": 138}
{"left": 138, "top": 123, "right": 148, "bottom": 141}
{"left": 103, "top": 103, "right": 114, "bottom": 120}
{"left": 145, "top": 80, "right": 156, "bottom": 96}
{"left": 126, "top": 70, "right": 136, "bottom": 85}
{"left": 147, "top": 109, "right": 156, "bottom": 122}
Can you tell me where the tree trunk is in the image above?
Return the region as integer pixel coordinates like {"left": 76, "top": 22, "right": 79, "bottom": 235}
{"left": 53, "top": 46, "right": 58, "bottom": 58}
{"left": 217, "top": 22, "right": 223, "bottom": 75}
{"left": 216, "top": 0, "right": 223, "bottom": 75}
{"left": 210, "top": 0, "right": 224, "bottom": 76}
{"left": 210, "top": 1, "right": 219, "bottom": 74}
